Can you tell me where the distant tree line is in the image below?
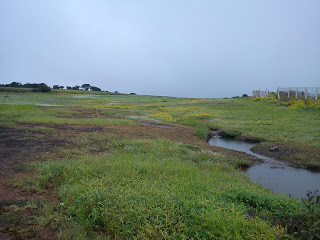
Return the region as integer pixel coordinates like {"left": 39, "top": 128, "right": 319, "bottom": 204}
{"left": 0, "top": 82, "right": 104, "bottom": 92}
{"left": 55, "top": 84, "right": 102, "bottom": 92}
{"left": 0, "top": 82, "right": 51, "bottom": 92}
{"left": 0, "top": 82, "right": 130, "bottom": 94}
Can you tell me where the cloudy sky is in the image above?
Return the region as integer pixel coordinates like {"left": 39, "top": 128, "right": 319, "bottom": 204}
{"left": 0, "top": 1, "right": 319, "bottom": 98}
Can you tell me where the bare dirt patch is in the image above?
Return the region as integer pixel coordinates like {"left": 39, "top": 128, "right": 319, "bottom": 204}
{"left": 0, "top": 126, "right": 69, "bottom": 239}
{"left": 0, "top": 126, "right": 68, "bottom": 177}
{"left": 43, "top": 106, "right": 135, "bottom": 120}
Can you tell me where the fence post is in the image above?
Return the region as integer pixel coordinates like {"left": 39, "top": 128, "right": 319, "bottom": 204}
{"left": 305, "top": 88, "right": 308, "bottom": 101}
{"left": 288, "top": 87, "right": 290, "bottom": 100}
{"left": 295, "top": 88, "right": 298, "bottom": 100}
{"left": 277, "top": 87, "right": 280, "bottom": 100}
{"left": 316, "top": 87, "right": 318, "bottom": 101}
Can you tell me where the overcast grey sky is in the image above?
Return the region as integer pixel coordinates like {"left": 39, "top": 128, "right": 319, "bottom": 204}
{"left": 0, "top": 1, "right": 319, "bottom": 98}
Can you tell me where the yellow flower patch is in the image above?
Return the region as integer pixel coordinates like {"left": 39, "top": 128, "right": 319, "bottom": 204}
{"left": 148, "top": 112, "right": 176, "bottom": 122}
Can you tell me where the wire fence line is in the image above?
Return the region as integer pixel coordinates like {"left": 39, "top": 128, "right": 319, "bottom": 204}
{"left": 253, "top": 87, "right": 319, "bottom": 101}
{"left": 252, "top": 89, "right": 271, "bottom": 98}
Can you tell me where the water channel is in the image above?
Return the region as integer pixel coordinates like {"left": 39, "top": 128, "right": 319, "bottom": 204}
{"left": 208, "top": 136, "right": 320, "bottom": 199}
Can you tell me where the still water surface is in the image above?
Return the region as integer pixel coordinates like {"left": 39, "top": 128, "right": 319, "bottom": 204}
{"left": 208, "top": 137, "right": 320, "bottom": 199}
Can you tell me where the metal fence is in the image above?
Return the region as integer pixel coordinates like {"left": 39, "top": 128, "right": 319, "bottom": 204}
{"left": 252, "top": 89, "right": 271, "bottom": 98}
{"left": 253, "top": 87, "right": 319, "bottom": 101}
{"left": 276, "top": 87, "right": 319, "bottom": 101}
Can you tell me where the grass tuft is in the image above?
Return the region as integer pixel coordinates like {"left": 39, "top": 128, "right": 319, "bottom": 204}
{"left": 194, "top": 125, "right": 209, "bottom": 140}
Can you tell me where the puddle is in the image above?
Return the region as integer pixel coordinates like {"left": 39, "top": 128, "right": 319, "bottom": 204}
{"left": 35, "top": 104, "right": 63, "bottom": 106}
{"left": 208, "top": 136, "right": 320, "bottom": 198}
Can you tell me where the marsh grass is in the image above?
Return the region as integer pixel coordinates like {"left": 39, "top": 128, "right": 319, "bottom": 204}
{"left": 31, "top": 138, "right": 300, "bottom": 239}
{"left": 0, "top": 122, "right": 17, "bottom": 128}
{"left": 1, "top": 90, "right": 319, "bottom": 149}
{"left": 18, "top": 115, "right": 135, "bottom": 125}
{"left": 0, "top": 104, "right": 136, "bottom": 126}
{"left": 2, "top": 90, "right": 320, "bottom": 239}
{"left": 25, "top": 126, "right": 57, "bottom": 132}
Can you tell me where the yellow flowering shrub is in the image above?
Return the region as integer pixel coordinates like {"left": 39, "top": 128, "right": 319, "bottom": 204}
{"left": 252, "top": 97, "right": 277, "bottom": 103}
{"left": 283, "top": 100, "right": 320, "bottom": 110}
{"left": 307, "top": 101, "right": 320, "bottom": 110}
{"left": 269, "top": 98, "right": 279, "bottom": 103}
{"left": 252, "top": 97, "right": 265, "bottom": 101}
{"left": 288, "top": 100, "right": 307, "bottom": 110}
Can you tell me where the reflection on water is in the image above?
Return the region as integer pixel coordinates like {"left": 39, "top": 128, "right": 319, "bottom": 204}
{"left": 208, "top": 137, "right": 320, "bottom": 199}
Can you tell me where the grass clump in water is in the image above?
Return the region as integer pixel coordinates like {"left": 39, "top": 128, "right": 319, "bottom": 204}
{"left": 221, "top": 130, "right": 241, "bottom": 138}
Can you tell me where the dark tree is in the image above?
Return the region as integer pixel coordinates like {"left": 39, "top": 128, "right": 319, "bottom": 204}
{"left": 72, "top": 85, "right": 80, "bottom": 90}
{"left": 81, "top": 84, "right": 91, "bottom": 90}
{"left": 66, "top": 86, "right": 72, "bottom": 90}
{"left": 53, "top": 85, "right": 60, "bottom": 89}
{"left": 31, "top": 83, "right": 51, "bottom": 92}
{"left": 91, "top": 86, "right": 101, "bottom": 91}
{"left": 23, "top": 83, "right": 38, "bottom": 88}
{"left": 38, "top": 83, "right": 51, "bottom": 92}
{"left": 8, "top": 82, "right": 22, "bottom": 88}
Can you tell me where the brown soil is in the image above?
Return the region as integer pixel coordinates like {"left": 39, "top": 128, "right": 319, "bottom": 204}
{"left": 0, "top": 126, "right": 69, "bottom": 240}
{"left": 251, "top": 142, "right": 320, "bottom": 169}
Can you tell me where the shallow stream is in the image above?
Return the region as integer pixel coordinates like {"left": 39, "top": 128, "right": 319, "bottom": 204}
{"left": 208, "top": 136, "right": 320, "bottom": 198}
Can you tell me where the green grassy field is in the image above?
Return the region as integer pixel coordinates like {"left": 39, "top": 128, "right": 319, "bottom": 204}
{"left": 1, "top": 90, "right": 319, "bottom": 147}
{"left": 1, "top": 89, "right": 319, "bottom": 239}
